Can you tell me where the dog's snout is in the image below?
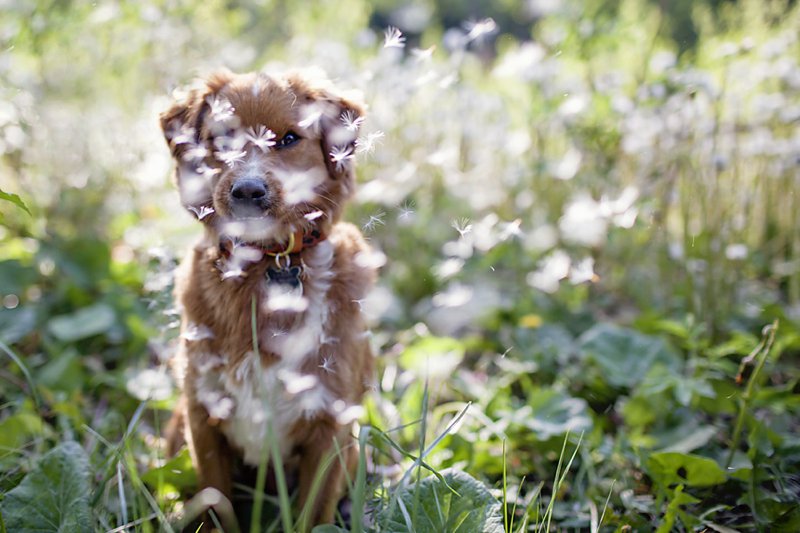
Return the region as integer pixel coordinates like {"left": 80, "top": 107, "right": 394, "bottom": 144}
{"left": 231, "top": 178, "right": 268, "bottom": 202}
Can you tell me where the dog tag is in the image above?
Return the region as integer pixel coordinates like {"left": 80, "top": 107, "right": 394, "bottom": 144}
{"left": 266, "top": 265, "right": 303, "bottom": 288}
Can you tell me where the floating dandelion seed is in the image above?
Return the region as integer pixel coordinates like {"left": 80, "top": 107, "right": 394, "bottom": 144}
{"left": 245, "top": 125, "right": 276, "bottom": 152}
{"left": 197, "top": 165, "right": 221, "bottom": 180}
{"left": 188, "top": 205, "right": 215, "bottom": 220}
{"left": 340, "top": 110, "right": 364, "bottom": 132}
{"left": 217, "top": 148, "right": 247, "bottom": 168}
{"left": 329, "top": 145, "right": 354, "bottom": 171}
{"left": 298, "top": 109, "right": 323, "bottom": 130}
{"left": 221, "top": 266, "right": 247, "bottom": 280}
{"left": 363, "top": 211, "right": 386, "bottom": 232}
{"left": 452, "top": 218, "right": 473, "bottom": 237}
{"left": 397, "top": 201, "right": 415, "bottom": 221}
{"left": 355, "top": 131, "right": 384, "bottom": 154}
{"left": 182, "top": 323, "right": 215, "bottom": 341}
{"left": 465, "top": 18, "right": 497, "bottom": 41}
{"left": 384, "top": 26, "right": 406, "bottom": 48}
{"left": 319, "top": 355, "right": 336, "bottom": 374}
{"left": 304, "top": 210, "right": 325, "bottom": 221}
{"left": 182, "top": 144, "right": 209, "bottom": 162}
{"left": 412, "top": 46, "right": 435, "bottom": 61}
{"left": 208, "top": 95, "right": 235, "bottom": 122}
{"left": 168, "top": 124, "right": 196, "bottom": 145}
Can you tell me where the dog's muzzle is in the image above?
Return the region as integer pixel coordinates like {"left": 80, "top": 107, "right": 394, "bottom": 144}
{"left": 230, "top": 177, "right": 270, "bottom": 217}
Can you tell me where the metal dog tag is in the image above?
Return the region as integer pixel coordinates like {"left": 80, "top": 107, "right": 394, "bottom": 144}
{"left": 266, "top": 265, "right": 303, "bottom": 288}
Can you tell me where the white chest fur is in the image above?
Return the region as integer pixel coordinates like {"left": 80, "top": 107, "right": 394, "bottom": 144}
{"left": 193, "top": 241, "right": 340, "bottom": 464}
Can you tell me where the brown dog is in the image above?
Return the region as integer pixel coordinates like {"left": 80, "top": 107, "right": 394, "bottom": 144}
{"left": 160, "top": 69, "right": 376, "bottom": 530}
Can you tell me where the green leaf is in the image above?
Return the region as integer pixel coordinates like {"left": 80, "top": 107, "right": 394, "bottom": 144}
{"left": 379, "top": 469, "right": 503, "bottom": 533}
{"left": 311, "top": 526, "right": 348, "bottom": 533}
{"left": 0, "top": 410, "right": 46, "bottom": 451}
{"left": 0, "top": 190, "right": 31, "bottom": 216}
{"left": 141, "top": 448, "right": 197, "bottom": 495}
{"left": 47, "top": 302, "right": 116, "bottom": 342}
{"left": 646, "top": 452, "right": 727, "bottom": 488}
{"left": 507, "top": 388, "right": 592, "bottom": 440}
{"left": 0, "top": 441, "right": 92, "bottom": 533}
{"left": 578, "top": 323, "right": 682, "bottom": 388}
{"left": 400, "top": 336, "right": 465, "bottom": 379}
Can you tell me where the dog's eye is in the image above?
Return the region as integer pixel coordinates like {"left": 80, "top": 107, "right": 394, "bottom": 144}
{"left": 277, "top": 131, "right": 301, "bottom": 148}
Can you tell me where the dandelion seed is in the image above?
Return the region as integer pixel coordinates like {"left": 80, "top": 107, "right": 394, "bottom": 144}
{"left": 208, "top": 95, "right": 235, "bottom": 122}
{"left": 340, "top": 110, "right": 364, "bottom": 132}
{"left": 397, "top": 201, "right": 415, "bottom": 222}
{"left": 383, "top": 26, "right": 406, "bottom": 48}
{"left": 168, "top": 124, "right": 196, "bottom": 145}
{"left": 355, "top": 131, "right": 384, "bottom": 154}
{"left": 298, "top": 109, "right": 323, "bottom": 130}
{"left": 362, "top": 211, "right": 385, "bottom": 232}
{"left": 182, "top": 323, "right": 215, "bottom": 341}
{"left": 304, "top": 210, "right": 325, "bottom": 221}
{"left": 412, "top": 46, "right": 435, "bottom": 61}
{"left": 196, "top": 163, "right": 221, "bottom": 179}
{"left": 465, "top": 18, "right": 497, "bottom": 41}
{"left": 329, "top": 145, "right": 354, "bottom": 171}
{"left": 182, "top": 144, "right": 208, "bottom": 162}
{"left": 452, "top": 218, "right": 473, "bottom": 237}
{"left": 319, "top": 355, "right": 336, "bottom": 374}
{"left": 221, "top": 266, "right": 247, "bottom": 280}
{"left": 245, "top": 125, "right": 276, "bottom": 152}
{"left": 216, "top": 148, "right": 247, "bottom": 168}
{"left": 188, "top": 205, "right": 215, "bottom": 220}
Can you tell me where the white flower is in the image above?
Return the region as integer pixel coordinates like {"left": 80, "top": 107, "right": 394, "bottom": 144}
{"left": 383, "top": 26, "right": 406, "bottom": 48}
{"left": 245, "top": 125, "right": 276, "bottom": 152}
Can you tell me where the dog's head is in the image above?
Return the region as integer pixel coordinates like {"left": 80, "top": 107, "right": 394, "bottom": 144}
{"left": 160, "top": 69, "right": 364, "bottom": 245}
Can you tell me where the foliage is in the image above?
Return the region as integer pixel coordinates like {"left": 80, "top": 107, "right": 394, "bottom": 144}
{"left": 1, "top": 0, "right": 799, "bottom": 531}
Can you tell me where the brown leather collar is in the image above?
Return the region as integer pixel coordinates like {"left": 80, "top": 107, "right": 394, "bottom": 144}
{"left": 218, "top": 228, "right": 327, "bottom": 259}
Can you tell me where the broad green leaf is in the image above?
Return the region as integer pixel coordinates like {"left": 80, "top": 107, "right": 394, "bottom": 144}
{"left": 0, "top": 411, "right": 46, "bottom": 451}
{"left": 578, "top": 323, "right": 682, "bottom": 388}
{"left": 0, "top": 441, "right": 92, "bottom": 532}
{"left": 379, "top": 469, "right": 503, "bottom": 533}
{"left": 647, "top": 452, "right": 727, "bottom": 488}
{"left": 47, "top": 302, "right": 116, "bottom": 342}
{"left": 400, "top": 336, "right": 465, "bottom": 379}
{"left": 0, "top": 190, "right": 31, "bottom": 216}
{"left": 0, "top": 306, "right": 36, "bottom": 344}
{"left": 655, "top": 423, "right": 718, "bottom": 453}
{"left": 656, "top": 484, "right": 699, "bottom": 533}
{"left": 508, "top": 388, "right": 592, "bottom": 440}
{"left": 142, "top": 448, "right": 197, "bottom": 495}
{"left": 36, "top": 349, "right": 87, "bottom": 392}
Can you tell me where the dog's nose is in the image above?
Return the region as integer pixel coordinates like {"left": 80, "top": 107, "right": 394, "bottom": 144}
{"left": 231, "top": 178, "right": 268, "bottom": 202}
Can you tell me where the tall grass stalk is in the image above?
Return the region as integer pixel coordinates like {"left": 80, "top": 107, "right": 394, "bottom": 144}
{"left": 0, "top": 339, "right": 41, "bottom": 411}
{"left": 540, "top": 431, "right": 583, "bottom": 533}
{"left": 726, "top": 319, "right": 779, "bottom": 469}
{"left": 249, "top": 295, "right": 294, "bottom": 533}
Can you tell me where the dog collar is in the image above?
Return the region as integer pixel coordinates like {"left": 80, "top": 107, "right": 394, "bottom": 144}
{"left": 218, "top": 228, "right": 327, "bottom": 260}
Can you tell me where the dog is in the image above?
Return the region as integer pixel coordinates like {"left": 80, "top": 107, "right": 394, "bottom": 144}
{"left": 159, "top": 68, "right": 376, "bottom": 530}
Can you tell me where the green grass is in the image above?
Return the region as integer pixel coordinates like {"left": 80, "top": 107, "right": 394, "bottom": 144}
{"left": 1, "top": 0, "right": 800, "bottom": 531}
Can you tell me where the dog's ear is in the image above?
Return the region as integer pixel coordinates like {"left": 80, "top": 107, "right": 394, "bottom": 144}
{"left": 160, "top": 69, "right": 235, "bottom": 160}
{"left": 288, "top": 71, "right": 366, "bottom": 193}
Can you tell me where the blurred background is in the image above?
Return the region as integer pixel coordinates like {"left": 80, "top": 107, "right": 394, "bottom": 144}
{"left": 1, "top": 0, "right": 799, "bottom": 531}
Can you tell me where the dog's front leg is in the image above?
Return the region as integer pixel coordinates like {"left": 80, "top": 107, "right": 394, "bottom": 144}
{"left": 185, "top": 388, "right": 236, "bottom": 530}
{"left": 294, "top": 418, "right": 354, "bottom": 530}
